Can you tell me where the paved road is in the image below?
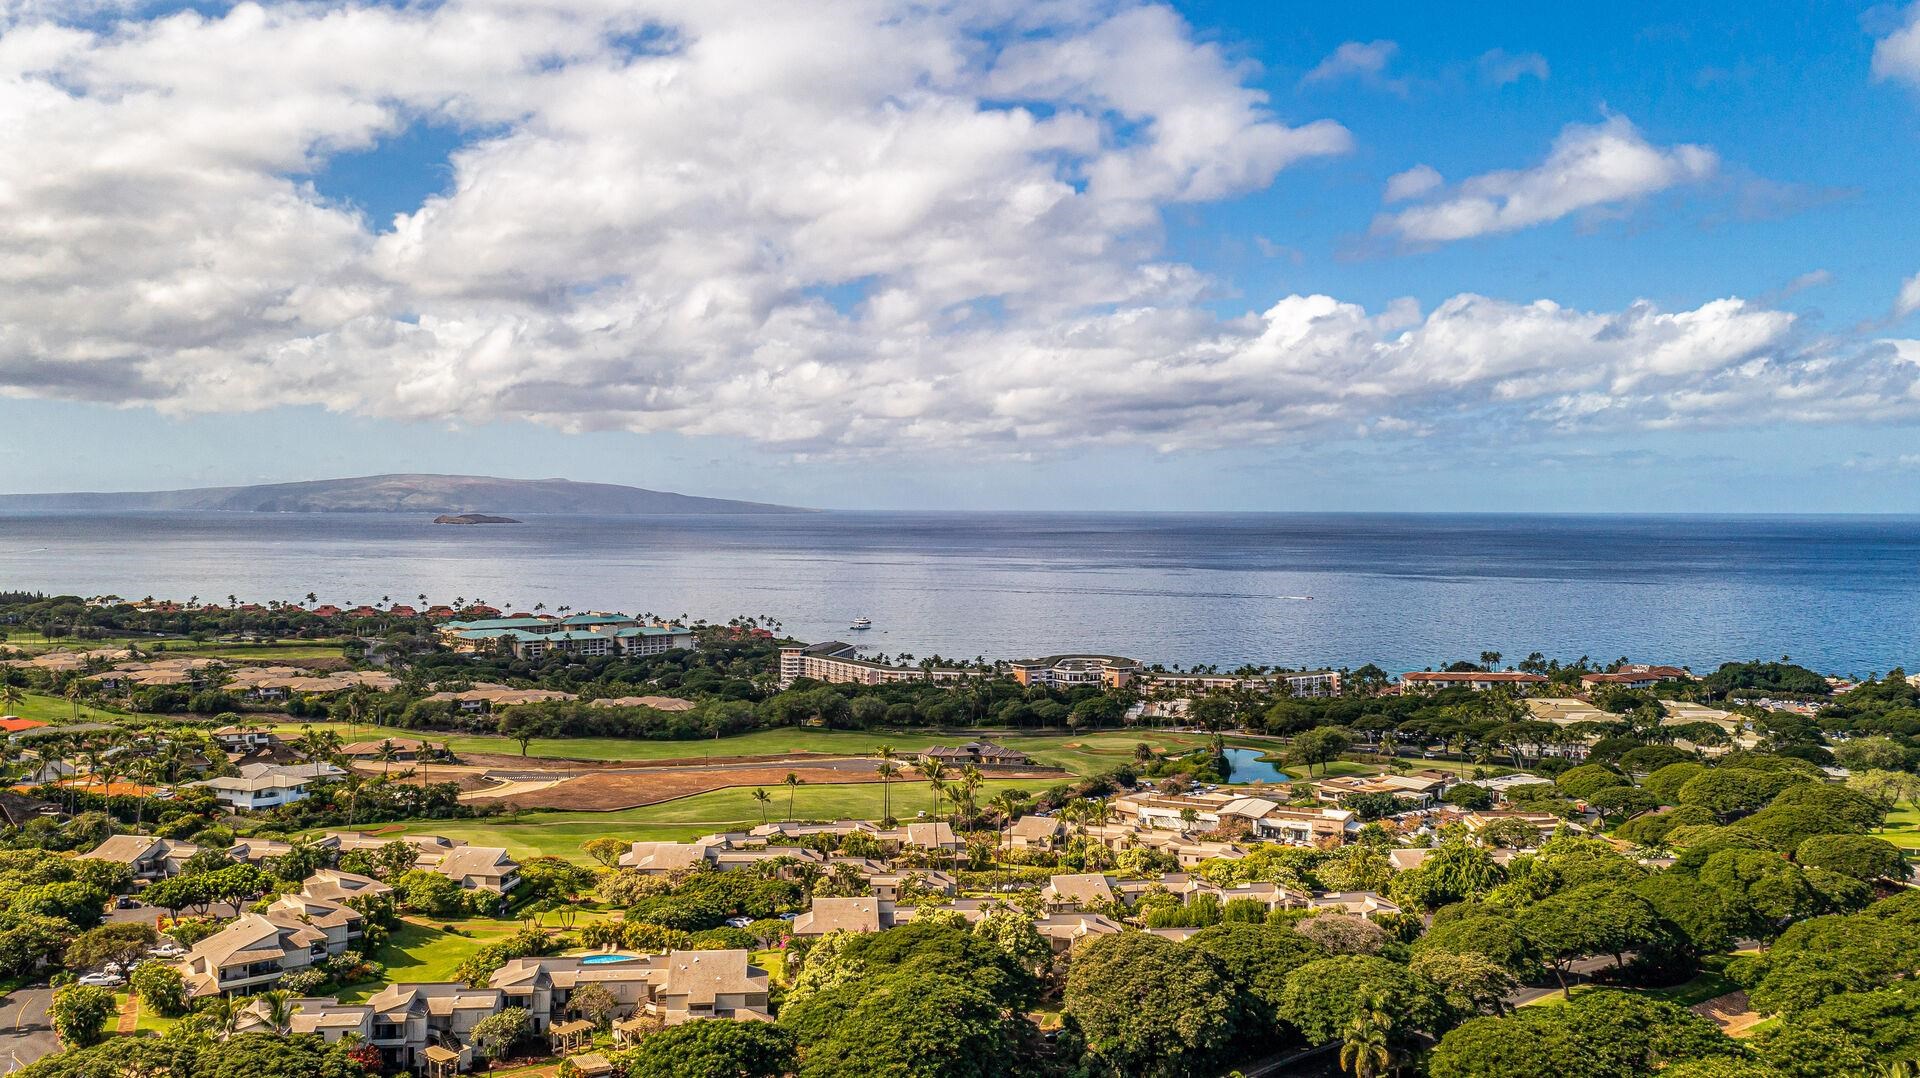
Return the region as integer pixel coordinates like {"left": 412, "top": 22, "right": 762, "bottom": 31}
{"left": 1506, "top": 955, "right": 1617, "bottom": 1007}
{"left": 0, "top": 987, "right": 57, "bottom": 1073}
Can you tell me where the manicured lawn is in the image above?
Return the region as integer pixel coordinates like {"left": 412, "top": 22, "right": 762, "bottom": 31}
{"left": 1, "top": 633, "right": 346, "bottom": 659}
{"left": 274, "top": 724, "right": 961, "bottom": 764}
{"left": 340, "top": 920, "right": 517, "bottom": 997}
{"left": 751, "top": 948, "right": 789, "bottom": 987}
{"left": 3, "top": 691, "right": 126, "bottom": 725}
{"left": 343, "top": 913, "right": 631, "bottom": 1000}
{"left": 276, "top": 723, "right": 1229, "bottom": 776}
{"left": 1873, "top": 803, "right": 1920, "bottom": 850}
{"left": 358, "top": 776, "right": 1060, "bottom": 860}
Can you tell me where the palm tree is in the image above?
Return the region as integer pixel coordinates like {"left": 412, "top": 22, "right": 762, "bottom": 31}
{"left": 129, "top": 758, "right": 157, "bottom": 830}
{"left": 63, "top": 680, "right": 81, "bottom": 721}
{"left": 783, "top": 772, "right": 802, "bottom": 822}
{"left": 203, "top": 996, "right": 242, "bottom": 1040}
{"left": 876, "top": 745, "right": 898, "bottom": 822}
{"left": 1179, "top": 807, "right": 1199, "bottom": 834}
{"left": 990, "top": 789, "right": 1026, "bottom": 850}
{"left": 1339, "top": 991, "right": 1393, "bottom": 1078}
{"left": 919, "top": 756, "right": 946, "bottom": 820}
{"left": 259, "top": 990, "right": 298, "bottom": 1035}
{"left": 752, "top": 788, "right": 772, "bottom": 825}
{"left": 0, "top": 681, "right": 23, "bottom": 717}
{"left": 376, "top": 739, "right": 399, "bottom": 778}
{"left": 955, "top": 764, "right": 983, "bottom": 830}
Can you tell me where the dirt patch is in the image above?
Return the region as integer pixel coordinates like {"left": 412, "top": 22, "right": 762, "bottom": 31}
{"left": 1692, "top": 991, "right": 1764, "bottom": 1037}
{"left": 479, "top": 762, "right": 885, "bottom": 811}
{"left": 488, "top": 760, "right": 1063, "bottom": 811}
{"left": 452, "top": 749, "right": 843, "bottom": 771}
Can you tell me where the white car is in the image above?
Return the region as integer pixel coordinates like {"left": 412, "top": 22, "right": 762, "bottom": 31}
{"left": 147, "top": 943, "right": 185, "bottom": 959}
{"left": 724, "top": 917, "right": 753, "bottom": 929}
{"left": 77, "top": 973, "right": 124, "bottom": 988}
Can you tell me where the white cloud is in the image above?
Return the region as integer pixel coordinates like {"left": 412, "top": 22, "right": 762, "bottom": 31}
{"left": 0, "top": 2, "right": 1915, "bottom": 458}
{"left": 1300, "top": 39, "right": 1405, "bottom": 93}
{"left": 1383, "top": 164, "right": 1443, "bottom": 203}
{"left": 1895, "top": 272, "right": 1920, "bottom": 320}
{"left": 1374, "top": 115, "right": 1717, "bottom": 244}
{"left": 1872, "top": 3, "right": 1920, "bottom": 86}
{"left": 1477, "top": 48, "right": 1549, "bottom": 86}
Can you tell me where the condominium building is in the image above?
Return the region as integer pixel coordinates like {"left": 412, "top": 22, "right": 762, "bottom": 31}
{"left": 1399, "top": 671, "right": 1550, "bottom": 694}
{"left": 186, "top": 761, "right": 346, "bottom": 811}
{"left": 1007, "top": 654, "right": 1143, "bottom": 689}
{"left": 444, "top": 613, "right": 696, "bottom": 659}
{"left": 179, "top": 898, "right": 363, "bottom": 997}
{"left": 1139, "top": 669, "right": 1343, "bottom": 698}
{"left": 776, "top": 641, "right": 975, "bottom": 688}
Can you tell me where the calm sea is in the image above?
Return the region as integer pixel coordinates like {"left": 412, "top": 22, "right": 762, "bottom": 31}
{"left": 0, "top": 512, "right": 1915, "bottom": 676}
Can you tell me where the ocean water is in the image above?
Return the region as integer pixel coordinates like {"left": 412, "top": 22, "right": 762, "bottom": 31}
{"left": 0, "top": 511, "right": 1916, "bottom": 676}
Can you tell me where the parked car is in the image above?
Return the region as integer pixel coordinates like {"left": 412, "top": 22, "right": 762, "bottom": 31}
{"left": 114, "top": 896, "right": 141, "bottom": 909}
{"left": 148, "top": 942, "right": 185, "bottom": 959}
{"left": 724, "top": 917, "right": 753, "bottom": 929}
{"left": 77, "top": 972, "right": 124, "bottom": 988}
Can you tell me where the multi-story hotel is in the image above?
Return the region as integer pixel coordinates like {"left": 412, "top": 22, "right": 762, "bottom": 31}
{"left": 1007, "top": 654, "right": 1143, "bottom": 689}
{"left": 1007, "top": 654, "right": 1341, "bottom": 698}
{"left": 1399, "top": 670, "right": 1550, "bottom": 693}
{"left": 776, "top": 641, "right": 977, "bottom": 688}
{"left": 444, "top": 612, "right": 696, "bottom": 659}
{"left": 1138, "top": 669, "right": 1343, "bottom": 698}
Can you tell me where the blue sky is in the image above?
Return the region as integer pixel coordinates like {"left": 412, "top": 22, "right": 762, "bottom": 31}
{"left": 3, "top": 0, "right": 1919, "bottom": 511}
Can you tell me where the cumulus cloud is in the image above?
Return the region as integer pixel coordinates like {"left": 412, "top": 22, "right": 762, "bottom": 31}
{"left": 0, "top": 1, "right": 1916, "bottom": 457}
{"left": 1373, "top": 115, "right": 1717, "bottom": 244}
{"left": 1872, "top": 3, "right": 1920, "bottom": 85}
{"left": 1477, "top": 48, "right": 1549, "bottom": 86}
{"left": 1896, "top": 272, "right": 1920, "bottom": 320}
{"left": 1300, "top": 39, "right": 1406, "bottom": 93}
{"left": 1383, "top": 164, "right": 1443, "bottom": 203}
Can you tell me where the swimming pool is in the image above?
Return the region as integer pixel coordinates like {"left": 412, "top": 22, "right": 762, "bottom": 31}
{"left": 580, "top": 953, "right": 640, "bottom": 965}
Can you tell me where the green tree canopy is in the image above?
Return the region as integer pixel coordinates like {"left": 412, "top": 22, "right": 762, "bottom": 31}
{"left": 1062, "top": 933, "right": 1239, "bottom": 1077}
{"left": 620, "top": 1019, "right": 797, "bottom": 1078}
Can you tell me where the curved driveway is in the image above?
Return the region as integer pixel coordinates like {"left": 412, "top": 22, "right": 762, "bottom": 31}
{"left": 0, "top": 987, "right": 56, "bottom": 1072}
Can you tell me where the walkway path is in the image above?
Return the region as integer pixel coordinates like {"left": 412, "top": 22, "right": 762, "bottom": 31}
{"left": 115, "top": 993, "right": 138, "bottom": 1034}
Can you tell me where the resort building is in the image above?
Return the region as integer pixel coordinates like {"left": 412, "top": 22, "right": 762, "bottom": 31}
{"left": 1007, "top": 655, "right": 1143, "bottom": 690}
{"left": 179, "top": 906, "right": 355, "bottom": 996}
{"left": 187, "top": 761, "right": 346, "bottom": 811}
{"left": 1110, "top": 791, "right": 1360, "bottom": 847}
{"left": 791, "top": 896, "right": 895, "bottom": 936}
{"left": 921, "top": 741, "right": 1032, "bottom": 767}
{"left": 211, "top": 726, "right": 280, "bottom": 752}
{"left": 432, "top": 846, "right": 521, "bottom": 893}
{"left": 1398, "top": 671, "right": 1550, "bottom": 694}
{"left": 1313, "top": 772, "right": 1450, "bottom": 806}
{"left": 443, "top": 613, "right": 695, "bottom": 659}
{"left": 1008, "top": 815, "right": 1066, "bottom": 850}
{"left": 1579, "top": 671, "right": 1663, "bottom": 691}
{"left": 775, "top": 641, "right": 976, "bottom": 688}
{"left": 301, "top": 868, "right": 395, "bottom": 904}
{"left": 362, "top": 983, "right": 503, "bottom": 1071}
{"left": 84, "top": 834, "right": 202, "bottom": 882}
{"left": 1138, "top": 669, "right": 1343, "bottom": 698}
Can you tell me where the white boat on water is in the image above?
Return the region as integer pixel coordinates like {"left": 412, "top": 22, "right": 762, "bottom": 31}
{"left": 849, "top": 616, "right": 872, "bottom": 630}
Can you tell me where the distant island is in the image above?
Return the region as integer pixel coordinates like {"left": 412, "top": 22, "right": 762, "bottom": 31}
{"left": 433, "top": 513, "right": 522, "bottom": 525}
{"left": 0, "top": 473, "right": 808, "bottom": 516}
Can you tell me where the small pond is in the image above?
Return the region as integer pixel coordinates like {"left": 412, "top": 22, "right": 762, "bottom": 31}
{"left": 1220, "top": 747, "right": 1290, "bottom": 784}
